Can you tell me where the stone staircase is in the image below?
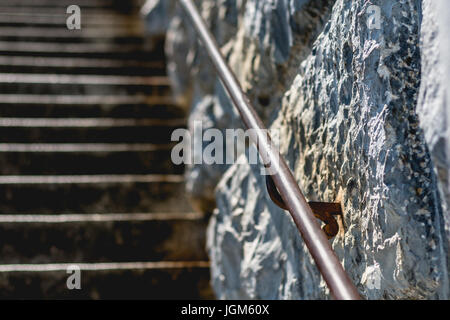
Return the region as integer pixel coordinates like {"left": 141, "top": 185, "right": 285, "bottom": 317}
{"left": 0, "top": 0, "right": 212, "bottom": 299}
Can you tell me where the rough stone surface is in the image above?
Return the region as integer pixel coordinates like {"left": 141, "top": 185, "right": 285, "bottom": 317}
{"left": 147, "top": 0, "right": 450, "bottom": 299}
{"left": 417, "top": 0, "right": 450, "bottom": 245}
{"left": 164, "top": 1, "right": 242, "bottom": 212}
{"left": 141, "top": 0, "right": 173, "bottom": 36}
{"left": 208, "top": 0, "right": 449, "bottom": 299}
{"left": 161, "top": 0, "right": 333, "bottom": 212}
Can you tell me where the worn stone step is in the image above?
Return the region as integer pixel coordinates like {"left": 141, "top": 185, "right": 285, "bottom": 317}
{"left": 0, "top": 0, "right": 208, "bottom": 300}
{"left": 0, "top": 0, "right": 144, "bottom": 8}
{"left": 0, "top": 261, "right": 212, "bottom": 299}
{"left": 0, "top": 175, "right": 192, "bottom": 214}
{"left": 0, "top": 73, "right": 170, "bottom": 95}
{"left": 0, "top": 118, "right": 184, "bottom": 143}
{"left": 0, "top": 94, "right": 173, "bottom": 105}
{"left": 0, "top": 27, "right": 146, "bottom": 41}
{"left": 0, "top": 33, "right": 149, "bottom": 45}
{"left": 0, "top": 95, "right": 182, "bottom": 118}
{"left": 0, "top": 143, "right": 182, "bottom": 175}
{"left": 0, "top": 212, "right": 208, "bottom": 264}
{"left": 0, "top": 6, "right": 141, "bottom": 16}
{"left": 0, "top": 74, "right": 169, "bottom": 85}
{"left": 0, "top": 14, "right": 143, "bottom": 28}
{"left": 1, "top": 36, "right": 150, "bottom": 45}
{"left": 0, "top": 41, "right": 164, "bottom": 60}
{"left": 0, "top": 56, "right": 166, "bottom": 76}
{"left": 0, "top": 83, "right": 169, "bottom": 95}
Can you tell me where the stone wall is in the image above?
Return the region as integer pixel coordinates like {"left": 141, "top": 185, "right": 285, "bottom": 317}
{"left": 144, "top": 0, "right": 450, "bottom": 299}
{"left": 417, "top": 0, "right": 450, "bottom": 251}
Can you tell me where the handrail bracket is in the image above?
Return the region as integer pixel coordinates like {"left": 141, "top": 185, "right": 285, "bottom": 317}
{"left": 266, "top": 175, "right": 342, "bottom": 239}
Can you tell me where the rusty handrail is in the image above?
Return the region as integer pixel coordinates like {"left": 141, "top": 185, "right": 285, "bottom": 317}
{"left": 177, "top": 0, "right": 361, "bottom": 300}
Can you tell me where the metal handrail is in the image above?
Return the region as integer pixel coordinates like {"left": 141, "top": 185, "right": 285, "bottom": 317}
{"left": 178, "top": 0, "right": 361, "bottom": 300}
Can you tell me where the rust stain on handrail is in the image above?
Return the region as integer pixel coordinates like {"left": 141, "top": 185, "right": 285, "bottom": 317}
{"left": 177, "top": 0, "right": 361, "bottom": 300}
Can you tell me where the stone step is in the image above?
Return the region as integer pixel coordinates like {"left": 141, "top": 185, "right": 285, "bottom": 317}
{"left": 0, "top": 0, "right": 144, "bottom": 8}
{"left": 0, "top": 41, "right": 164, "bottom": 60}
{"left": 1, "top": 36, "right": 150, "bottom": 45}
{"left": 0, "top": 27, "right": 146, "bottom": 41}
{"left": 0, "top": 56, "right": 166, "bottom": 76}
{"left": 0, "top": 212, "right": 208, "bottom": 264}
{"left": 0, "top": 2, "right": 210, "bottom": 299}
{"left": 0, "top": 83, "right": 169, "bottom": 96}
{"left": 0, "top": 73, "right": 170, "bottom": 95}
{"left": 0, "top": 261, "right": 213, "bottom": 299}
{"left": 0, "top": 143, "right": 182, "bottom": 175}
{"left": 0, "top": 118, "right": 184, "bottom": 143}
{"left": 0, "top": 73, "right": 170, "bottom": 85}
{"left": 0, "top": 14, "right": 143, "bottom": 28}
{"left": 0, "top": 175, "right": 192, "bottom": 214}
{"left": 0, "top": 34, "right": 149, "bottom": 45}
{"left": 0, "top": 94, "right": 182, "bottom": 118}
{"left": 0, "top": 94, "right": 173, "bottom": 105}
{"left": 0, "top": 6, "right": 141, "bottom": 16}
